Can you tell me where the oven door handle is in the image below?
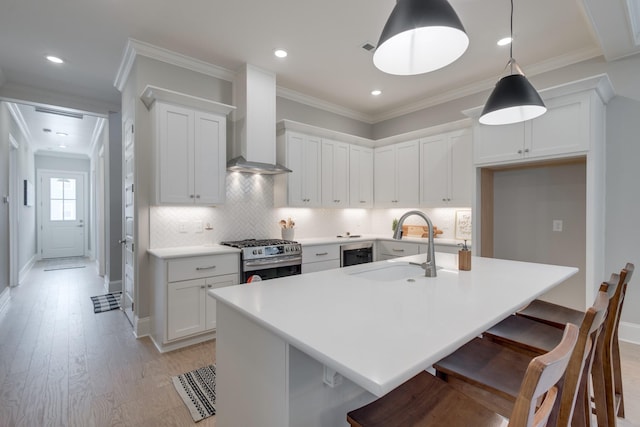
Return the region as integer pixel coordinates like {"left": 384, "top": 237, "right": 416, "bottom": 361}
{"left": 244, "top": 255, "right": 303, "bottom": 271}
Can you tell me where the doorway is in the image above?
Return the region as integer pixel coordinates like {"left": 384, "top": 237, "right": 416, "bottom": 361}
{"left": 37, "top": 170, "right": 87, "bottom": 259}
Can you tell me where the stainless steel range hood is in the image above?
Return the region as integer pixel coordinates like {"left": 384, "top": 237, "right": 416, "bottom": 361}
{"left": 228, "top": 64, "right": 291, "bottom": 174}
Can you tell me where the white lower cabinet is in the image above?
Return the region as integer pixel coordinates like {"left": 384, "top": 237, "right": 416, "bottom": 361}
{"left": 167, "top": 274, "right": 238, "bottom": 340}
{"left": 302, "top": 244, "right": 340, "bottom": 273}
{"left": 150, "top": 252, "right": 239, "bottom": 352}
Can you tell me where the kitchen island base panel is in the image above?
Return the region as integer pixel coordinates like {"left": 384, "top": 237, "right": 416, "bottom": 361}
{"left": 216, "top": 302, "right": 375, "bottom": 427}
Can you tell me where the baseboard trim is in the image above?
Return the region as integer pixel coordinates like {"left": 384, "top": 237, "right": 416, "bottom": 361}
{"left": 18, "top": 254, "right": 36, "bottom": 285}
{"left": 104, "top": 277, "right": 122, "bottom": 294}
{"left": 620, "top": 321, "right": 640, "bottom": 345}
{"left": 150, "top": 331, "right": 216, "bottom": 353}
{"left": 0, "top": 286, "right": 10, "bottom": 313}
{"left": 134, "top": 315, "right": 151, "bottom": 338}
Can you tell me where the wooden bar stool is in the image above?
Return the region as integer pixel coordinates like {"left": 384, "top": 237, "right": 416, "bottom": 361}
{"left": 347, "top": 324, "right": 579, "bottom": 427}
{"left": 433, "top": 287, "right": 609, "bottom": 427}
{"left": 516, "top": 263, "right": 634, "bottom": 421}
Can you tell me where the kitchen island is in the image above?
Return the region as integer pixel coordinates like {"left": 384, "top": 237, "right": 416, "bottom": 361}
{"left": 209, "top": 252, "right": 578, "bottom": 427}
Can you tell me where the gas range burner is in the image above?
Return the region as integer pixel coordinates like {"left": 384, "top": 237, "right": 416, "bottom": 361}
{"left": 220, "top": 238, "right": 297, "bottom": 249}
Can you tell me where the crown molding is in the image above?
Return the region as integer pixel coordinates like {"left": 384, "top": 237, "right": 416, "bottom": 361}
{"left": 276, "top": 86, "right": 374, "bottom": 124}
{"left": 114, "top": 38, "right": 236, "bottom": 91}
{"left": 372, "top": 46, "right": 603, "bottom": 123}
{"left": 6, "top": 102, "right": 32, "bottom": 145}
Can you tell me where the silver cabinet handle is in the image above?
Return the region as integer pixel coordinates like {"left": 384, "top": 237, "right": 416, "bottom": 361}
{"left": 392, "top": 248, "right": 405, "bottom": 252}
{"left": 196, "top": 265, "right": 217, "bottom": 271}
{"left": 360, "top": 201, "right": 366, "bottom": 203}
{"left": 316, "top": 252, "right": 328, "bottom": 256}
{"left": 118, "top": 239, "right": 126, "bottom": 244}
{"left": 77, "top": 224, "right": 84, "bottom": 227}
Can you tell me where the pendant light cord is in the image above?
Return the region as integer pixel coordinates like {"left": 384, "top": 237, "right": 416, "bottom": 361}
{"left": 509, "top": 0, "right": 514, "bottom": 74}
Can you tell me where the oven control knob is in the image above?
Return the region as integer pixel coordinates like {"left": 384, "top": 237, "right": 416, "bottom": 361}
{"left": 252, "top": 249, "right": 258, "bottom": 255}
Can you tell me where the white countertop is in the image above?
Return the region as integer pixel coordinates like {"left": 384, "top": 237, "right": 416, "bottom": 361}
{"left": 147, "top": 245, "right": 240, "bottom": 259}
{"left": 209, "top": 253, "right": 577, "bottom": 397}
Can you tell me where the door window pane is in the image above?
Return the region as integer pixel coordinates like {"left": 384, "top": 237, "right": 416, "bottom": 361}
{"left": 49, "top": 177, "right": 77, "bottom": 221}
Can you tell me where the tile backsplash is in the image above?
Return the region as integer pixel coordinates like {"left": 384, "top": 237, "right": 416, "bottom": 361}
{"left": 150, "top": 173, "right": 467, "bottom": 248}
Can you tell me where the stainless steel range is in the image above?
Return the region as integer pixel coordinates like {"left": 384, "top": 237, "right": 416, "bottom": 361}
{"left": 220, "top": 239, "right": 302, "bottom": 283}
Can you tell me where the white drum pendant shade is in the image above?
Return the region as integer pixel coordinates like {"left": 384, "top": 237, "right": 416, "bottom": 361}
{"left": 374, "top": 0, "right": 469, "bottom": 75}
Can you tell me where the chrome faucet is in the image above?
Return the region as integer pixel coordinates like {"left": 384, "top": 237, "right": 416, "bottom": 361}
{"left": 393, "top": 210, "right": 437, "bottom": 277}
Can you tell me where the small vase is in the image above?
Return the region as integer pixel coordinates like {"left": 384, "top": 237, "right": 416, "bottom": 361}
{"left": 281, "top": 228, "right": 295, "bottom": 241}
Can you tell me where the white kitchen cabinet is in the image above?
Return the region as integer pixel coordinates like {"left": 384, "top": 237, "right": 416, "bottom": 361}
{"left": 150, "top": 252, "right": 240, "bottom": 352}
{"left": 420, "top": 129, "right": 472, "bottom": 207}
{"left": 473, "top": 92, "right": 592, "bottom": 166}
{"left": 349, "top": 145, "right": 374, "bottom": 208}
{"left": 302, "top": 244, "right": 340, "bottom": 273}
{"left": 377, "top": 240, "right": 421, "bottom": 261}
{"left": 321, "top": 140, "right": 349, "bottom": 208}
{"left": 275, "top": 131, "right": 322, "bottom": 207}
{"left": 167, "top": 273, "right": 237, "bottom": 340}
{"left": 152, "top": 101, "right": 227, "bottom": 205}
{"left": 374, "top": 140, "right": 420, "bottom": 208}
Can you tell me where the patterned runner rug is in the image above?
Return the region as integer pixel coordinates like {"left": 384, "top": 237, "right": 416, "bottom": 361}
{"left": 90, "top": 292, "right": 122, "bottom": 313}
{"left": 172, "top": 365, "right": 217, "bottom": 422}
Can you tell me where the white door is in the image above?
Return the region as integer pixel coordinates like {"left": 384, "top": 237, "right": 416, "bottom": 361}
{"left": 9, "top": 134, "right": 19, "bottom": 286}
{"left": 40, "top": 171, "right": 85, "bottom": 258}
{"left": 122, "top": 118, "right": 135, "bottom": 325}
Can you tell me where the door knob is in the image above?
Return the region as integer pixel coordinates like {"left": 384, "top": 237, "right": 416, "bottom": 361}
{"left": 119, "top": 239, "right": 126, "bottom": 244}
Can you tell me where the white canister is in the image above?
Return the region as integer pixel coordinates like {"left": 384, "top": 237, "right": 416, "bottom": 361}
{"left": 281, "top": 228, "right": 295, "bottom": 241}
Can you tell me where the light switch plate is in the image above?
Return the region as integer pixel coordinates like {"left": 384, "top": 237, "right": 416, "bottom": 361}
{"left": 179, "top": 221, "right": 188, "bottom": 233}
{"left": 553, "top": 220, "right": 563, "bottom": 232}
{"left": 194, "top": 220, "right": 203, "bottom": 233}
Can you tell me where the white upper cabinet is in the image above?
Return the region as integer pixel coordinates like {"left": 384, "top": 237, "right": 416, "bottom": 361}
{"left": 473, "top": 91, "right": 593, "bottom": 166}
{"left": 420, "top": 129, "right": 472, "bottom": 207}
{"left": 142, "top": 86, "right": 234, "bottom": 206}
{"left": 321, "top": 140, "right": 349, "bottom": 208}
{"left": 374, "top": 140, "right": 420, "bottom": 208}
{"left": 275, "top": 131, "right": 322, "bottom": 207}
{"left": 154, "top": 102, "right": 227, "bottom": 205}
{"left": 349, "top": 145, "right": 374, "bottom": 208}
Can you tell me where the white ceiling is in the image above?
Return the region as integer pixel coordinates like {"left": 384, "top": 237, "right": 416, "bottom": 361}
{"left": 1, "top": 0, "right": 638, "bottom": 155}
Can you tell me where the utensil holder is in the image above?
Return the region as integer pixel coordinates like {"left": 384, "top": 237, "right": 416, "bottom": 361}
{"left": 458, "top": 250, "right": 471, "bottom": 271}
{"left": 282, "top": 228, "right": 295, "bottom": 241}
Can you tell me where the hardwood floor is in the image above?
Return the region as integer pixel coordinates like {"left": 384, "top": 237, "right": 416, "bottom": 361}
{"left": 0, "top": 259, "right": 638, "bottom": 427}
{"left": 0, "top": 259, "right": 216, "bottom": 427}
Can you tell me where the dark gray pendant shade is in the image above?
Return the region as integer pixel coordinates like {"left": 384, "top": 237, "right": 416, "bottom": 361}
{"left": 479, "top": 74, "right": 546, "bottom": 125}
{"left": 373, "top": 0, "right": 469, "bottom": 75}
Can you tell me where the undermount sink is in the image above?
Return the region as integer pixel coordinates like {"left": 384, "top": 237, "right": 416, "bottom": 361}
{"left": 350, "top": 263, "right": 429, "bottom": 282}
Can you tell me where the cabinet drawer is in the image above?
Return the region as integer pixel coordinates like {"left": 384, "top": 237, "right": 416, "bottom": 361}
{"left": 302, "top": 259, "right": 340, "bottom": 274}
{"left": 168, "top": 254, "right": 239, "bottom": 282}
{"left": 302, "top": 244, "right": 340, "bottom": 264}
{"left": 377, "top": 241, "right": 421, "bottom": 257}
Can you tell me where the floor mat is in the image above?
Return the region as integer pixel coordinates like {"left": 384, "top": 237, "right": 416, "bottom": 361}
{"left": 90, "top": 292, "right": 122, "bottom": 313}
{"left": 172, "top": 365, "right": 216, "bottom": 422}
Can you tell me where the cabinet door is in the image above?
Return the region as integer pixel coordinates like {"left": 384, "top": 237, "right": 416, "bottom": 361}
{"left": 194, "top": 111, "right": 226, "bottom": 205}
{"left": 167, "top": 278, "right": 206, "bottom": 340}
{"left": 473, "top": 121, "right": 525, "bottom": 165}
{"left": 205, "top": 274, "right": 239, "bottom": 331}
{"left": 287, "top": 133, "right": 321, "bottom": 207}
{"left": 449, "top": 130, "right": 473, "bottom": 206}
{"left": 395, "top": 140, "right": 420, "bottom": 206}
{"left": 420, "top": 134, "right": 449, "bottom": 206}
{"left": 374, "top": 145, "right": 397, "bottom": 207}
{"left": 157, "top": 103, "right": 194, "bottom": 204}
{"left": 321, "top": 140, "right": 349, "bottom": 207}
{"left": 528, "top": 93, "right": 589, "bottom": 158}
{"left": 349, "top": 145, "right": 373, "bottom": 208}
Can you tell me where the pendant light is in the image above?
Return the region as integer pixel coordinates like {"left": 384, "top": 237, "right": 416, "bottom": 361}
{"left": 373, "top": 0, "right": 469, "bottom": 75}
{"left": 479, "top": 0, "right": 546, "bottom": 125}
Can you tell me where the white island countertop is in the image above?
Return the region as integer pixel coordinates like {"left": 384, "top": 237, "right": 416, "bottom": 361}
{"left": 210, "top": 253, "right": 577, "bottom": 397}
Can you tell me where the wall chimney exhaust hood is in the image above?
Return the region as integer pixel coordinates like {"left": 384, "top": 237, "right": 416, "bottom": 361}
{"left": 227, "top": 64, "right": 291, "bottom": 174}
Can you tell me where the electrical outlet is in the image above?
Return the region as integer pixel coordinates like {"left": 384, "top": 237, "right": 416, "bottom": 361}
{"left": 553, "top": 220, "right": 563, "bottom": 232}
{"left": 194, "top": 220, "right": 203, "bottom": 233}
{"left": 179, "top": 221, "right": 188, "bottom": 233}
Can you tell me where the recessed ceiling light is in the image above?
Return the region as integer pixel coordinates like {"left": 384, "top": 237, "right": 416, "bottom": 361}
{"left": 56, "top": 132, "right": 68, "bottom": 136}
{"left": 497, "top": 37, "right": 512, "bottom": 46}
{"left": 58, "top": 144, "right": 67, "bottom": 149}
{"left": 46, "top": 55, "right": 64, "bottom": 64}
{"left": 274, "top": 49, "right": 288, "bottom": 58}
{"left": 371, "top": 90, "right": 382, "bottom": 96}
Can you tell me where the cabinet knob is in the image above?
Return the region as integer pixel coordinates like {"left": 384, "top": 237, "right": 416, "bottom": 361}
{"left": 442, "top": 198, "right": 447, "bottom": 202}
{"left": 200, "top": 285, "right": 206, "bottom": 289}
{"left": 447, "top": 198, "right": 451, "bottom": 202}
{"left": 524, "top": 148, "right": 530, "bottom": 153}
{"left": 207, "top": 284, "right": 213, "bottom": 288}
{"left": 190, "top": 194, "right": 195, "bottom": 198}
{"left": 196, "top": 195, "right": 201, "bottom": 199}
{"left": 517, "top": 150, "right": 523, "bottom": 154}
